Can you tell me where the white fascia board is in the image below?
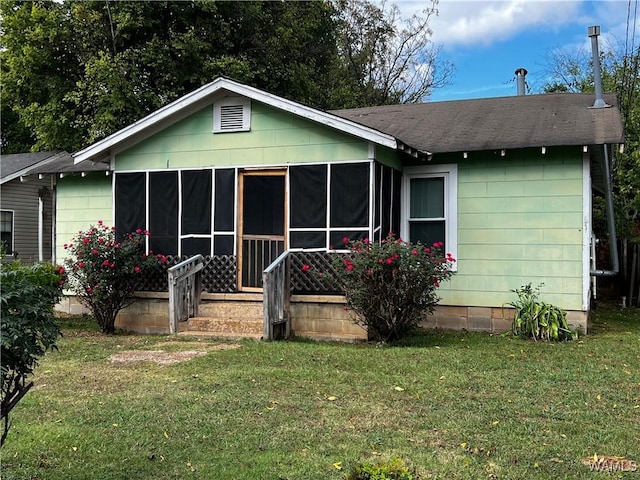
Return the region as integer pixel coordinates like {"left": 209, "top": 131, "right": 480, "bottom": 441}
{"left": 74, "top": 78, "right": 397, "bottom": 164}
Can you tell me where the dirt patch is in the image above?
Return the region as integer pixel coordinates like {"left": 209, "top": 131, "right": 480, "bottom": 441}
{"left": 108, "top": 343, "right": 241, "bottom": 365}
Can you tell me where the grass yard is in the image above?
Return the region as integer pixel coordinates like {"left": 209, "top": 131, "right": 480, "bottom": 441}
{"left": 1, "top": 306, "right": 639, "bottom": 479}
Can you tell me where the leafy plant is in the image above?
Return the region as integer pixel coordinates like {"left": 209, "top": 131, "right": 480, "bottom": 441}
{"left": 0, "top": 261, "right": 65, "bottom": 447}
{"left": 333, "top": 233, "right": 455, "bottom": 342}
{"left": 63, "top": 222, "right": 166, "bottom": 334}
{"left": 505, "top": 283, "right": 577, "bottom": 341}
{"left": 344, "top": 456, "right": 418, "bottom": 480}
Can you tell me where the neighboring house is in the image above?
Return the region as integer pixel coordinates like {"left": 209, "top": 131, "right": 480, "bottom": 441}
{"left": 0, "top": 151, "right": 64, "bottom": 262}
{"left": 55, "top": 77, "right": 624, "bottom": 339}
{"left": 0, "top": 151, "right": 109, "bottom": 263}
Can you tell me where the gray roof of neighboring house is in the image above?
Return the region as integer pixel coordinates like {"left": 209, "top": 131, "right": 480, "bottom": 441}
{"left": 1, "top": 151, "right": 108, "bottom": 184}
{"left": 332, "top": 92, "right": 625, "bottom": 155}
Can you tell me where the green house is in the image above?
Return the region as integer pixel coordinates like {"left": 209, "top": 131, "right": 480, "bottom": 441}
{"left": 56, "top": 78, "right": 624, "bottom": 339}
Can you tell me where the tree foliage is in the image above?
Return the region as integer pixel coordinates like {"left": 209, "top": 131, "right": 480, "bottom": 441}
{"left": 0, "top": 261, "right": 65, "bottom": 447}
{"left": 542, "top": 42, "right": 640, "bottom": 242}
{"left": 330, "top": 0, "right": 452, "bottom": 108}
{"left": 1, "top": 0, "right": 450, "bottom": 153}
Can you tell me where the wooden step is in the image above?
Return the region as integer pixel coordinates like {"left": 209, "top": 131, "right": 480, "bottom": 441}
{"left": 177, "top": 316, "right": 263, "bottom": 340}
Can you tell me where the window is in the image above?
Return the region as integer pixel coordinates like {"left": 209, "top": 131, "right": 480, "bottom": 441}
{"left": 213, "top": 96, "right": 251, "bottom": 133}
{"left": 402, "top": 164, "right": 457, "bottom": 263}
{"left": 1, "top": 210, "right": 14, "bottom": 255}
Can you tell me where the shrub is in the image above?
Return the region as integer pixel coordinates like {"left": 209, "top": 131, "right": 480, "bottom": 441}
{"left": 333, "top": 234, "right": 455, "bottom": 342}
{"left": 0, "top": 261, "right": 65, "bottom": 447}
{"left": 344, "top": 456, "right": 418, "bottom": 480}
{"left": 506, "top": 283, "right": 577, "bottom": 341}
{"left": 63, "top": 222, "right": 166, "bottom": 334}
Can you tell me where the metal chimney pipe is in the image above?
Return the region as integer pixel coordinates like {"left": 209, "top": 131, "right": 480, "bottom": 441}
{"left": 514, "top": 67, "right": 527, "bottom": 95}
{"left": 588, "top": 26, "right": 609, "bottom": 108}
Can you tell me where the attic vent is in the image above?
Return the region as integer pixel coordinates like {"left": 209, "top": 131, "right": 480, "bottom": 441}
{"left": 213, "top": 96, "right": 251, "bottom": 133}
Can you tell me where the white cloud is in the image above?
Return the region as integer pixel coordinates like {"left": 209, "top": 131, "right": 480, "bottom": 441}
{"left": 397, "top": 0, "right": 586, "bottom": 47}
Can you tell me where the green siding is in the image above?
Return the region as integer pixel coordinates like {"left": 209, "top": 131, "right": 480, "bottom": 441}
{"left": 375, "top": 145, "right": 403, "bottom": 170}
{"left": 116, "top": 102, "right": 370, "bottom": 170}
{"left": 55, "top": 174, "right": 112, "bottom": 263}
{"left": 439, "top": 148, "right": 585, "bottom": 311}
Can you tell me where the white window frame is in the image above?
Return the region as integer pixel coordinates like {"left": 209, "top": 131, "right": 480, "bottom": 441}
{"left": 213, "top": 96, "right": 251, "bottom": 133}
{"left": 402, "top": 164, "right": 458, "bottom": 269}
{"left": 1, "top": 210, "right": 15, "bottom": 255}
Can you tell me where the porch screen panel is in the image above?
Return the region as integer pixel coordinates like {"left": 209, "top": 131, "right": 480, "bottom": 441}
{"left": 149, "top": 171, "right": 178, "bottom": 255}
{"left": 391, "top": 169, "right": 402, "bottom": 237}
{"left": 330, "top": 163, "right": 369, "bottom": 227}
{"left": 182, "top": 170, "right": 212, "bottom": 235}
{"left": 290, "top": 165, "right": 327, "bottom": 228}
{"left": 214, "top": 235, "right": 234, "bottom": 255}
{"left": 330, "top": 230, "right": 367, "bottom": 249}
{"left": 381, "top": 165, "right": 392, "bottom": 238}
{"left": 374, "top": 163, "right": 382, "bottom": 228}
{"left": 290, "top": 165, "right": 327, "bottom": 249}
{"left": 115, "top": 173, "right": 145, "bottom": 241}
{"left": 182, "top": 238, "right": 211, "bottom": 256}
{"left": 290, "top": 231, "right": 325, "bottom": 249}
{"left": 214, "top": 169, "right": 235, "bottom": 232}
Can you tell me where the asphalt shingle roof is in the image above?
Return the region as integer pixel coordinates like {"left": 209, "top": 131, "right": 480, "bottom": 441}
{"left": 332, "top": 92, "right": 624, "bottom": 154}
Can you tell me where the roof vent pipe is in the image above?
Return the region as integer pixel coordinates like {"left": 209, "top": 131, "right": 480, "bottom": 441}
{"left": 514, "top": 68, "right": 527, "bottom": 95}
{"left": 588, "top": 26, "right": 610, "bottom": 108}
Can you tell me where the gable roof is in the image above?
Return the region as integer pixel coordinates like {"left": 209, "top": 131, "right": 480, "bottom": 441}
{"left": 74, "top": 77, "right": 398, "bottom": 164}
{"left": 332, "top": 93, "right": 624, "bottom": 155}
{"left": 73, "top": 77, "right": 624, "bottom": 164}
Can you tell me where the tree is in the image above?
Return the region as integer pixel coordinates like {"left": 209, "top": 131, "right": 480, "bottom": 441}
{"left": 542, "top": 39, "right": 640, "bottom": 293}
{"left": 1, "top": 0, "right": 452, "bottom": 153}
{"left": 0, "top": 0, "right": 339, "bottom": 152}
{"left": 63, "top": 222, "right": 166, "bottom": 334}
{"left": 0, "top": 261, "right": 65, "bottom": 447}
{"left": 329, "top": 0, "right": 453, "bottom": 108}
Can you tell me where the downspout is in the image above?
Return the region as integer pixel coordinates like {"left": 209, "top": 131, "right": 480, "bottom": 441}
{"left": 590, "top": 144, "right": 619, "bottom": 276}
{"left": 38, "top": 195, "right": 44, "bottom": 262}
{"left": 587, "top": 25, "right": 618, "bottom": 277}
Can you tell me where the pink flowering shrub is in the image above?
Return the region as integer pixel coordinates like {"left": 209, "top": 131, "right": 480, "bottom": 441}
{"left": 63, "top": 222, "right": 166, "bottom": 333}
{"left": 334, "top": 233, "right": 456, "bottom": 342}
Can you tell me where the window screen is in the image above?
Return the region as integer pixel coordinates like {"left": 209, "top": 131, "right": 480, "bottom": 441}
{"left": 330, "top": 163, "right": 369, "bottom": 228}
{"left": 290, "top": 165, "right": 327, "bottom": 228}
{"left": 149, "top": 171, "right": 178, "bottom": 255}
{"left": 215, "top": 169, "right": 235, "bottom": 232}
{"left": 115, "top": 173, "right": 145, "bottom": 241}
{"left": 182, "top": 170, "right": 212, "bottom": 235}
{"left": 182, "top": 237, "right": 211, "bottom": 256}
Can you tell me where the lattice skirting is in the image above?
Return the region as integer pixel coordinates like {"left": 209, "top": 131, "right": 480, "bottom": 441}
{"left": 137, "top": 255, "right": 238, "bottom": 293}
{"left": 137, "top": 252, "right": 345, "bottom": 295}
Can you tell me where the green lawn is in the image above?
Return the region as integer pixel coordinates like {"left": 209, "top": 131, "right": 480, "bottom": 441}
{"left": 1, "top": 307, "right": 639, "bottom": 479}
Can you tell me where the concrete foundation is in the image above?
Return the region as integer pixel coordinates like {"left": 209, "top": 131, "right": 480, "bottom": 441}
{"left": 56, "top": 293, "right": 588, "bottom": 339}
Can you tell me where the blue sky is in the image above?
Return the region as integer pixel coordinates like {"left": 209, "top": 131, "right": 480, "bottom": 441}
{"left": 397, "top": 0, "right": 638, "bottom": 101}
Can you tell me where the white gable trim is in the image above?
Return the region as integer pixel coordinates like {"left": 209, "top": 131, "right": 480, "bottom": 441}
{"left": 74, "top": 77, "right": 397, "bottom": 164}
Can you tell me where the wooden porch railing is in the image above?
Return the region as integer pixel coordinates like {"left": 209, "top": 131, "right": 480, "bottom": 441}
{"left": 262, "top": 250, "right": 290, "bottom": 340}
{"left": 168, "top": 254, "right": 204, "bottom": 334}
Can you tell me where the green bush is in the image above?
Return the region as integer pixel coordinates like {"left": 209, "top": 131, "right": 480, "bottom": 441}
{"left": 506, "top": 283, "right": 577, "bottom": 341}
{"left": 333, "top": 234, "right": 455, "bottom": 342}
{"left": 344, "top": 457, "right": 418, "bottom": 480}
{"left": 63, "top": 222, "right": 166, "bottom": 334}
{"left": 0, "top": 261, "right": 65, "bottom": 447}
